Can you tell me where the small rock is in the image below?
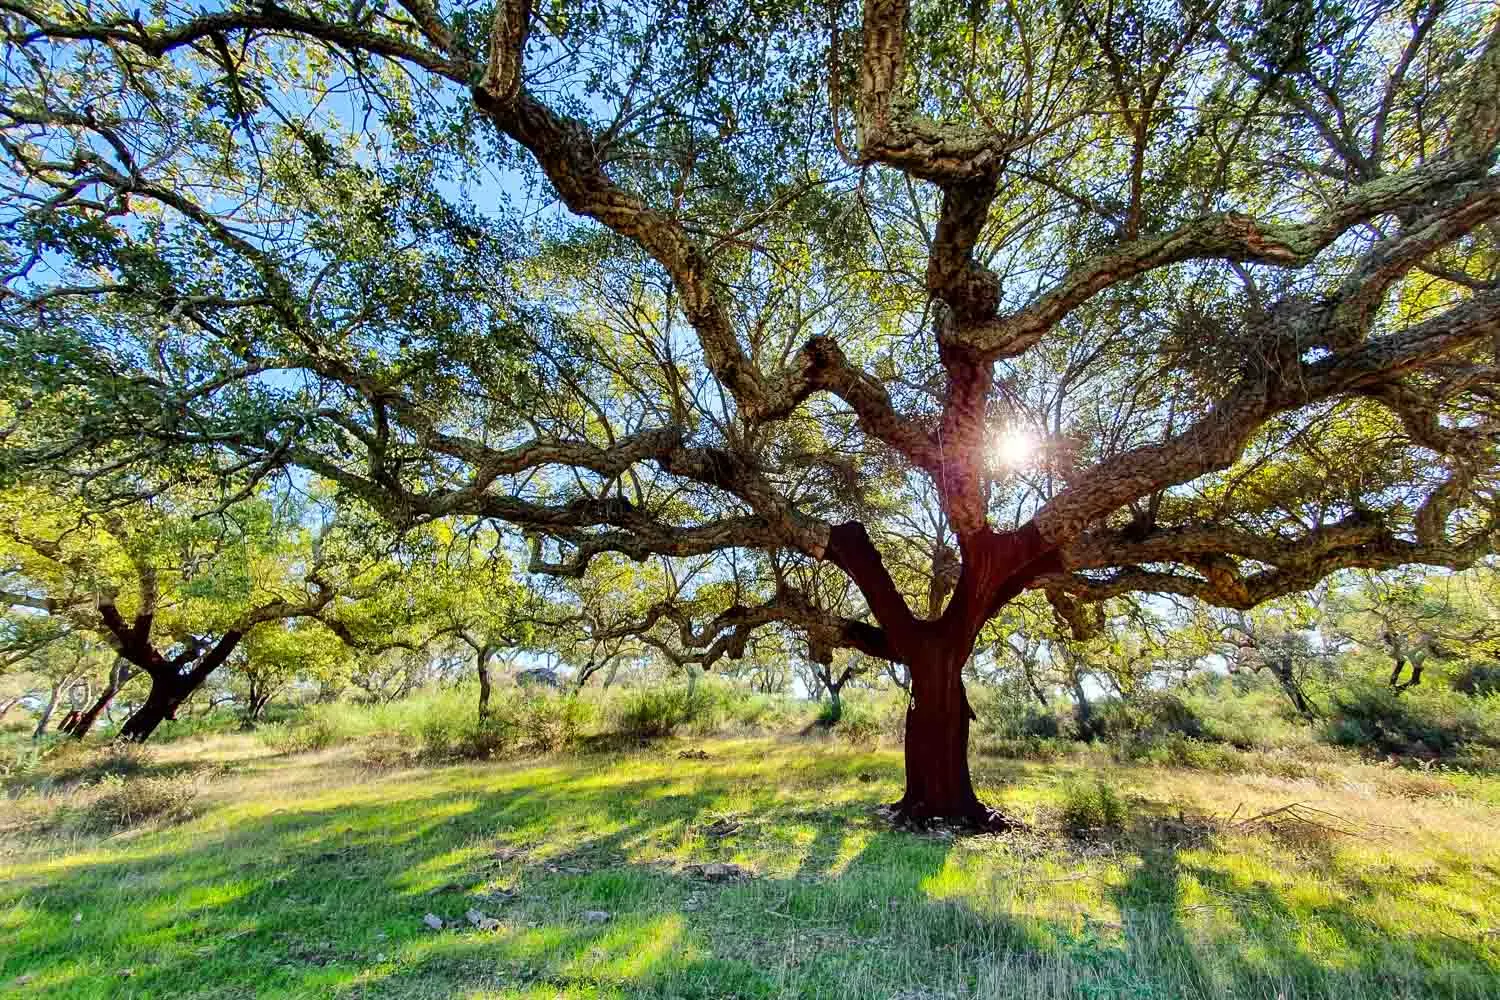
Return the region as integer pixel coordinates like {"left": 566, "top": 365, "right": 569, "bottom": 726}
{"left": 428, "top": 881, "right": 465, "bottom": 894}
{"left": 702, "top": 819, "right": 742, "bottom": 839}
{"left": 119, "top": 969, "right": 135, "bottom": 979}
{"left": 72, "top": 912, "right": 82, "bottom": 924}
{"left": 677, "top": 749, "right": 710, "bottom": 760}
{"left": 581, "top": 910, "right": 611, "bottom": 924}
{"left": 685, "top": 861, "right": 749, "bottom": 882}
{"left": 466, "top": 908, "right": 501, "bottom": 931}
{"left": 422, "top": 913, "right": 445, "bottom": 931}
{"left": 13, "top": 974, "right": 34, "bottom": 986}
{"left": 375, "top": 953, "right": 387, "bottom": 963}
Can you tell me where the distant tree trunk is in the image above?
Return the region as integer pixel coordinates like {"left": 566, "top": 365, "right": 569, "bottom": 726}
{"left": 476, "top": 645, "right": 494, "bottom": 721}
{"left": 118, "top": 632, "right": 243, "bottom": 743}
{"left": 1388, "top": 654, "right": 1408, "bottom": 689}
{"left": 1022, "top": 662, "right": 1049, "bottom": 708}
{"left": 1069, "top": 670, "right": 1092, "bottom": 727}
{"left": 1267, "top": 657, "right": 1320, "bottom": 718}
{"left": 602, "top": 656, "right": 623, "bottom": 689}
{"left": 823, "top": 682, "right": 844, "bottom": 724}
{"left": 245, "top": 688, "right": 272, "bottom": 724}
{"left": 65, "top": 659, "right": 137, "bottom": 738}
{"left": 1389, "top": 645, "right": 1429, "bottom": 693}
{"left": 33, "top": 682, "right": 62, "bottom": 740}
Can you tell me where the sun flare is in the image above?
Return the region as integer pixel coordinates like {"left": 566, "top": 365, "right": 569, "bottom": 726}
{"left": 994, "top": 428, "right": 1037, "bottom": 468}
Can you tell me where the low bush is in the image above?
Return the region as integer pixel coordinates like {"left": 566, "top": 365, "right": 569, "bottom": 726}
{"left": 1089, "top": 692, "right": 1205, "bottom": 744}
{"left": 50, "top": 743, "right": 156, "bottom": 785}
{"left": 611, "top": 687, "right": 710, "bottom": 740}
{"left": 260, "top": 712, "right": 340, "bottom": 754}
{"left": 1058, "top": 777, "right": 1128, "bottom": 837}
{"left": 1452, "top": 661, "right": 1500, "bottom": 697}
{"left": 1325, "top": 681, "right": 1500, "bottom": 757}
{"left": 968, "top": 684, "right": 1070, "bottom": 744}
{"left": 975, "top": 735, "right": 1077, "bottom": 760}
{"left": 516, "top": 694, "right": 592, "bottom": 753}
{"left": 80, "top": 773, "right": 198, "bottom": 832}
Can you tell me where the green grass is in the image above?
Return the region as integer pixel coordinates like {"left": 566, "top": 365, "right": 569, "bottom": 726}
{"left": 2, "top": 735, "right": 1498, "bottom": 999}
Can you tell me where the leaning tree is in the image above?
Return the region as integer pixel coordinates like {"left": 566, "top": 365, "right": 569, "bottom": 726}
{"left": 2, "top": 0, "right": 1499, "bottom": 823}
{"left": 0, "top": 483, "right": 385, "bottom": 740}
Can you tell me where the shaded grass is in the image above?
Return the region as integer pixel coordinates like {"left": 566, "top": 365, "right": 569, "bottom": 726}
{"left": 1, "top": 737, "right": 1498, "bottom": 998}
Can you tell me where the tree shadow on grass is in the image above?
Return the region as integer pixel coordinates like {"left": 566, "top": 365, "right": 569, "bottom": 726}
{"left": 2, "top": 748, "right": 1497, "bottom": 999}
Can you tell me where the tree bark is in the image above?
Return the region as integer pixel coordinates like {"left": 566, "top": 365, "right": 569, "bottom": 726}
{"left": 117, "top": 631, "right": 243, "bottom": 742}
{"left": 820, "top": 522, "right": 1059, "bottom": 831}
{"left": 826, "top": 684, "right": 843, "bottom": 723}
{"left": 476, "top": 645, "right": 494, "bottom": 721}
{"left": 65, "top": 659, "right": 137, "bottom": 738}
{"left": 33, "top": 683, "right": 62, "bottom": 740}
{"left": 1267, "top": 657, "right": 1320, "bottom": 718}
{"left": 118, "top": 676, "right": 184, "bottom": 742}
{"left": 894, "top": 642, "right": 1017, "bottom": 828}
{"left": 1022, "top": 662, "right": 1050, "bottom": 708}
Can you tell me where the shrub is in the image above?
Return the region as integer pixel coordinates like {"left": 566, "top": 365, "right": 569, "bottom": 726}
{"left": 260, "top": 712, "right": 340, "bottom": 754}
{"left": 1452, "top": 662, "right": 1500, "bottom": 697}
{"left": 975, "top": 735, "right": 1077, "bottom": 760}
{"left": 611, "top": 687, "right": 708, "bottom": 740}
{"left": 80, "top": 773, "right": 198, "bottom": 832}
{"left": 1090, "top": 693, "right": 1204, "bottom": 744}
{"left": 831, "top": 701, "right": 884, "bottom": 745}
{"left": 968, "top": 685, "right": 1069, "bottom": 744}
{"left": 1325, "top": 681, "right": 1500, "bottom": 757}
{"left": 1058, "top": 777, "right": 1127, "bottom": 837}
{"left": 516, "top": 694, "right": 591, "bottom": 753}
{"left": 52, "top": 743, "right": 156, "bottom": 784}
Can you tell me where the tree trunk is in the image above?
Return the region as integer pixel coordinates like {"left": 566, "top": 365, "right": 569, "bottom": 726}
{"left": 476, "top": 646, "right": 493, "bottom": 721}
{"left": 66, "top": 660, "right": 137, "bottom": 738}
{"left": 892, "top": 643, "right": 1019, "bottom": 830}
{"left": 1022, "top": 662, "right": 1049, "bottom": 708}
{"left": 1388, "top": 655, "right": 1407, "bottom": 689}
{"left": 1269, "top": 658, "right": 1320, "bottom": 718}
{"left": 823, "top": 683, "right": 844, "bottom": 724}
{"left": 1070, "top": 669, "right": 1093, "bottom": 730}
{"left": 118, "top": 632, "right": 242, "bottom": 742}
{"left": 33, "top": 683, "right": 62, "bottom": 740}
{"left": 118, "top": 675, "right": 188, "bottom": 742}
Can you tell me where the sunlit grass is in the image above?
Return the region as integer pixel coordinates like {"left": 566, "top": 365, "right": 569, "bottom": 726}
{"left": 1, "top": 736, "right": 1497, "bottom": 998}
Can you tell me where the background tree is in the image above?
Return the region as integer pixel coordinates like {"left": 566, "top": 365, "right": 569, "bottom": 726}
{"left": 2, "top": 0, "right": 1499, "bottom": 823}
{"left": 1335, "top": 568, "right": 1498, "bottom": 692}
{"left": 0, "top": 483, "right": 391, "bottom": 740}
{"left": 231, "top": 619, "right": 354, "bottom": 725}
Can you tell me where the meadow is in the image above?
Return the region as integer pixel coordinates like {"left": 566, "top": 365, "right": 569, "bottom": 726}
{"left": 3, "top": 707, "right": 1498, "bottom": 1000}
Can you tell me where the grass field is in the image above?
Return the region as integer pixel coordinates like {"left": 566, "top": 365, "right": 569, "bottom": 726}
{"left": 2, "top": 735, "right": 1499, "bottom": 999}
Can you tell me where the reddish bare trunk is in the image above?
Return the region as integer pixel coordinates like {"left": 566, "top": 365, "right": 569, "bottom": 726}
{"left": 892, "top": 640, "right": 1023, "bottom": 830}
{"left": 65, "top": 660, "right": 137, "bottom": 738}
{"left": 117, "top": 632, "right": 242, "bottom": 743}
